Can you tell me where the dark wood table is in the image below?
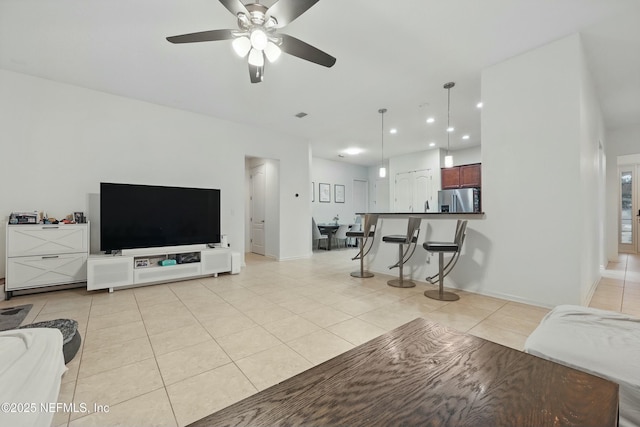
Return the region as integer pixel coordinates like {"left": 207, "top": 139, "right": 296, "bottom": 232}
{"left": 189, "top": 318, "right": 619, "bottom": 427}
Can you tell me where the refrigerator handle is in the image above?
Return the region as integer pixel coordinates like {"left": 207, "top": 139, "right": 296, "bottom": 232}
{"left": 452, "top": 194, "right": 458, "bottom": 212}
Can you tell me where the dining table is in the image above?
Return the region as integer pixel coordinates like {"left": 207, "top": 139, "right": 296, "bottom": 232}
{"left": 316, "top": 224, "right": 340, "bottom": 250}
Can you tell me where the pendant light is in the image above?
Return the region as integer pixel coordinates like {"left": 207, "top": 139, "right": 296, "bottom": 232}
{"left": 378, "top": 108, "right": 387, "bottom": 178}
{"left": 444, "top": 82, "right": 455, "bottom": 168}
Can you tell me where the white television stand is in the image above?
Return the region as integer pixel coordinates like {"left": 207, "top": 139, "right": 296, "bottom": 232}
{"left": 87, "top": 244, "right": 235, "bottom": 292}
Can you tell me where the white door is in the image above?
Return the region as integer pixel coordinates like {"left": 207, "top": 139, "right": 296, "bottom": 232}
{"left": 414, "top": 169, "right": 434, "bottom": 212}
{"left": 395, "top": 172, "right": 413, "bottom": 212}
{"left": 250, "top": 164, "right": 266, "bottom": 255}
{"left": 353, "top": 179, "right": 368, "bottom": 216}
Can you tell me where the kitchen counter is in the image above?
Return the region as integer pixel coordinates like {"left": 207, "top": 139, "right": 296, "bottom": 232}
{"left": 356, "top": 212, "right": 485, "bottom": 219}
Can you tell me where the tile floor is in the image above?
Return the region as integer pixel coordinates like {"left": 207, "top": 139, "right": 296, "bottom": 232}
{"left": 2, "top": 250, "right": 639, "bottom": 427}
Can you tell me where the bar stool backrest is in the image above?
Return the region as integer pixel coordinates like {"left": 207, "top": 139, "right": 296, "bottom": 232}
{"left": 454, "top": 220, "right": 468, "bottom": 248}
{"left": 405, "top": 217, "right": 422, "bottom": 244}
{"left": 363, "top": 214, "right": 379, "bottom": 237}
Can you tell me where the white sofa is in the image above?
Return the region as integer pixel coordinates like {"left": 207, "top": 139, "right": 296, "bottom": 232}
{"left": 0, "top": 328, "right": 66, "bottom": 427}
{"left": 525, "top": 305, "right": 640, "bottom": 427}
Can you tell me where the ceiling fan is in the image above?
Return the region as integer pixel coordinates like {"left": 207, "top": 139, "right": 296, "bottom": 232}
{"left": 166, "top": 0, "right": 336, "bottom": 83}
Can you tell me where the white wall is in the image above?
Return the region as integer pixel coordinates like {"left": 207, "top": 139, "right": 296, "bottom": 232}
{"left": 473, "top": 33, "right": 604, "bottom": 306}
{"left": 0, "top": 70, "right": 312, "bottom": 276}
{"left": 578, "top": 48, "right": 606, "bottom": 302}
{"left": 311, "top": 157, "right": 369, "bottom": 225}
{"left": 605, "top": 125, "right": 640, "bottom": 261}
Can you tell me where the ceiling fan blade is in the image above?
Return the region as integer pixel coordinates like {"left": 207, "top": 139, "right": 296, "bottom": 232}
{"left": 249, "top": 63, "right": 264, "bottom": 83}
{"left": 218, "top": 0, "right": 249, "bottom": 17}
{"left": 166, "top": 29, "right": 235, "bottom": 44}
{"left": 167, "top": 30, "right": 235, "bottom": 43}
{"left": 279, "top": 34, "right": 336, "bottom": 68}
{"left": 267, "top": 0, "right": 319, "bottom": 28}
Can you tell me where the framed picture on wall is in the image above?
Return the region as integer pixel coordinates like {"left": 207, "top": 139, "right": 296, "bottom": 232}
{"left": 319, "top": 183, "right": 331, "bottom": 203}
{"left": 312, "top": 181, "right": 315, "bottom": 202}
{"left": 334, "top": 184, "right": 345, "bottom": 203}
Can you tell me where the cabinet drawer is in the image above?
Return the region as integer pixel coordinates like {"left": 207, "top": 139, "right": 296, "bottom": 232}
{"left": 87, "top": 256, "right": 134, "bottom": 291}
{"left": 6, "top": 254, "right": 88, "bottom": 290}
{"left": 134, "top": 263, "right": 201, "bottom": 284}
{"left": 201, "top": 249, "right": 231, "bottom": 274}
{"left": 7, "top": 225, "right": 88, "bottom": 257}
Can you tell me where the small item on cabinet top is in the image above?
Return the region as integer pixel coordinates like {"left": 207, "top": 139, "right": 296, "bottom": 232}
{"left": 9, "top": 211, "right": 38, "bottom": 224}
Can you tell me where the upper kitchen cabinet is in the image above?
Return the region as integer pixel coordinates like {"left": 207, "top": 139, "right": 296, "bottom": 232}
{"left": 441, "top": 163, "right": 481, "bottom": 189}
{"left": 441, "top": 167, "right": 461, "bottom": 189}
{"left": 460, "top": 163, "right": 481, "bottom": 188}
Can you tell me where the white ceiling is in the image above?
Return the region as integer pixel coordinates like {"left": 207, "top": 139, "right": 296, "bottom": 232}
{"left": 1, "top": 0, "right": 639, "bottom": 166}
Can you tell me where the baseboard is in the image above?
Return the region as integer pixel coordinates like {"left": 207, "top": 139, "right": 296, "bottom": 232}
{"left": 582, "top": 274, "right": 602, "bottom": 306}
{"left": 278, "top": 253, "right": 313, "bottom": 261}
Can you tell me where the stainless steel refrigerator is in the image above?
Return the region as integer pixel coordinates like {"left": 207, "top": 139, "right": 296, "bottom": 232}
{"left": 438, "top": 188, "right": 481, "bottom": 213}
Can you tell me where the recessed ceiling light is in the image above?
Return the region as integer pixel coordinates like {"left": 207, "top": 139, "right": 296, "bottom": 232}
{"left": 447, "top": 126, "right": 454, "bottom": 132}
{"left": 295, "top": 112, "right": 308, "bottom": 118}
{"left": 343, "top": 147, "right": 363, "bottom": 155}
{"left": 462, "top": 135, "right": 470, "bottom": 140}
{"left": 390, "top": 128, "right": 397, "bottom": 134}
{"left": 429, "top": 142, "right": 436, "bottom": 147}
{"left": 476, "top": 102, "right": 483, "bottom": 109}
{"left": 426, "top": 117, "right": 435, "bottom": 123}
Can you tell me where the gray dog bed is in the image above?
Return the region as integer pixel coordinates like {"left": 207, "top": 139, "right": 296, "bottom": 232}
{"left": 18, "top": 319, "right": 81, "bottom": 364}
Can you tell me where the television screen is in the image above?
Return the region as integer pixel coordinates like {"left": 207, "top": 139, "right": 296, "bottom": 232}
{"left": 100, "top": 182, "right": 221, "bottom": 251}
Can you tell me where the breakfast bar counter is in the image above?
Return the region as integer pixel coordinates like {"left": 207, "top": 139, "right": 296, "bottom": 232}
{"left": 351, "top": 212, "right": 484, "bottom": 284}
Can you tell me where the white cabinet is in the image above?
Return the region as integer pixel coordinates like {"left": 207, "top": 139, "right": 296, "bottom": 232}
{"left": 87, "top": 247, "right": 234, "bottom": 293}
{"left": 87, "top": 255, "right": 134, "bottom": 291}
{"left": 5, "top": 224, "right": 89, "bottom": 297}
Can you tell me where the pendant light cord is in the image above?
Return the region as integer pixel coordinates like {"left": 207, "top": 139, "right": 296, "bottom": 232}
{"left": 447, "top": 87, "right": 450, "bottom": 156}
{"left": 379, "top": 108, "right": 387, "bottom": 169}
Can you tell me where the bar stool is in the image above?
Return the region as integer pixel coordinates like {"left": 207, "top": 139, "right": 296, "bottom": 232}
{"left": 423, "top": 220, "right": 468, "bottom": 301}
{"left": 382, "top": 217, "right": 421, "bottom": 288}
{"left": 346, "top": 214, "right": 378, "bottom": 278}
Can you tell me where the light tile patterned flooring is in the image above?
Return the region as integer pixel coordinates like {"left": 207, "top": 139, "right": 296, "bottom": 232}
{"left": 2, "top": 250, "right": 639, "bottom": 427}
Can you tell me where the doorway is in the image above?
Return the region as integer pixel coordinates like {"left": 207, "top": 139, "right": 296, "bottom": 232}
{"left": 250, "top": 164, "right": 266, "bottom": 255}
{"left": 619, "top": 165, "right": 638, "bottom": 253}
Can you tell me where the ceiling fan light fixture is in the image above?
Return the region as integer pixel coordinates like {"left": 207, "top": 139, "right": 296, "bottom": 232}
{"left": 248, "top": 48, "right": 264, "bottom": 66}
{"left": 237, "top": 13, "right": 251, "bottom": 28}
{"left": 250, "top": 29, "right": 268, "bottom": 50}
{"left": 264, "top": 16, "right": 278, "bottom": 29}
{"left": 264, "top": 41, "right": 281, "bottom": 63}
{"left": 232, "top": 36, "right": 251, "bottom": 57}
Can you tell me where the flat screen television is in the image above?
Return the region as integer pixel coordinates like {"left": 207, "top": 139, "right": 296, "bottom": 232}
{"left": 100, "top": 182, "right": 221, "bottom": 252}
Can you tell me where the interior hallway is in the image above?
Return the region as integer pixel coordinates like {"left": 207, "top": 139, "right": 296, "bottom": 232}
{"left": 589, "top": 252, "right": 640, "bottom": 316}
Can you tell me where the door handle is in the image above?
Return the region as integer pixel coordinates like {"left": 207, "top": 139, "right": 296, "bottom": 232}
{"left": 42, "top": 255, "right": 59, "bottom": 259}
